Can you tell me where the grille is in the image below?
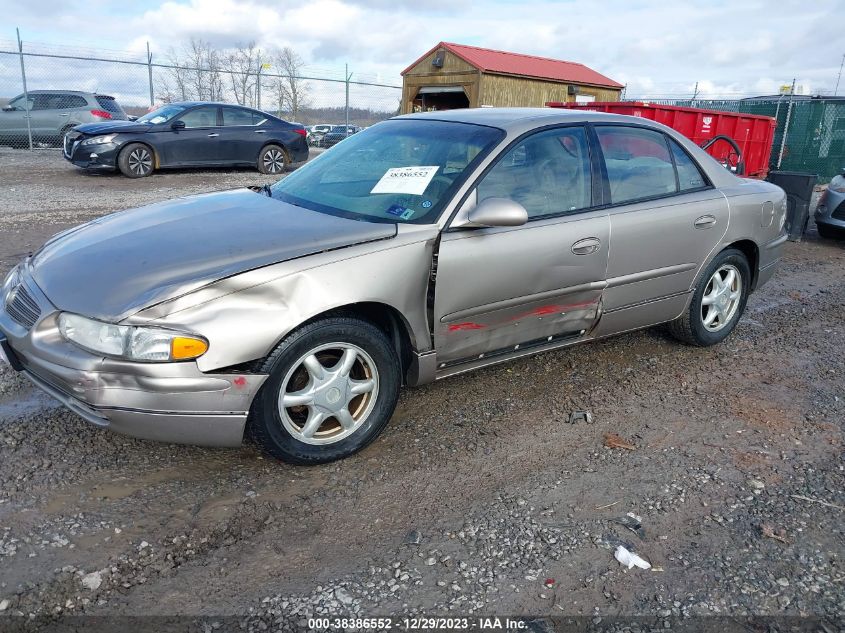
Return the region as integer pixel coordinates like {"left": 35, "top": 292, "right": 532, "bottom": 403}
{"left": 832, "top": 201, "right": 845, "bottom": 221}
{"left": 63, "top": 132, "right": 81, "bottom": 157}
{"left": 5, "top": 283, "right": 41, "bottom": 329}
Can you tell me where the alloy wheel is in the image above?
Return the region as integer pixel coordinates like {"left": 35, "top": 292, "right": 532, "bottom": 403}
{"left": 277, "top": 342, "right": 379, "bottom": 445}
{"left": 128, "top": 147, "right": 152, "bottom": 176}
{"left": 263, "top": 148, "right": 286, "bottom": 173}
{"left": 701, "top": 264, "right": 742, "bottom": 332}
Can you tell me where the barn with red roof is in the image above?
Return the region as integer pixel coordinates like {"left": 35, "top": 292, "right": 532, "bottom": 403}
{"left": 400, "top": 42, "right": 623, "bottom": 113}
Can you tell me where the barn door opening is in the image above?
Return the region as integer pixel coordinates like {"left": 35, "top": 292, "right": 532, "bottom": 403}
{"left": 413, "top": 86, "right": 469, "bottom": 112}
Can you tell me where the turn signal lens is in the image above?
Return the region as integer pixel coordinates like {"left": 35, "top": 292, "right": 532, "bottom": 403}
{"left": 170, "top": 336, "right": 209, "bottom": 360}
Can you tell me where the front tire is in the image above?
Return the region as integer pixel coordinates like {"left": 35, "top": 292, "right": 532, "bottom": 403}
{"left": 257, "top": 144, "right": 289, "bottom": 175}
{"left": 118, "top": 143, "right": 154, "bottom": 178}
{"left": 668, "top": 248, "right": 751, "bottom": 346}
{"left": 817, "top": 224, "right": 842, "bottom": 240}
{"left": 248, "top": 317, "right": 401, "bottom": 464}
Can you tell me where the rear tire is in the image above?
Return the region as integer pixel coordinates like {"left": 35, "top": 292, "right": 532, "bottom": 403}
{"left": 248, "top": 317, "right": 401, "bottom": 464}
{"left": 257, "top": 144, "right": 289, "bottom": 175}
{"left": 118, "top": 143, "right": 154, "bottom": 178}
{"left": 668, "top": 248, "right": 751, "bottom": 347}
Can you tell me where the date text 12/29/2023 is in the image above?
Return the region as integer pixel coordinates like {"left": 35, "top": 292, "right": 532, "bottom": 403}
{"left": 308, "top": 616, "right": 529, "bottom": 630}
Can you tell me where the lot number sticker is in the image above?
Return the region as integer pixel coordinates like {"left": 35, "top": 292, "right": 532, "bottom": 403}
{"left": 371, "top": 166, "right": 439, "bottom": 195}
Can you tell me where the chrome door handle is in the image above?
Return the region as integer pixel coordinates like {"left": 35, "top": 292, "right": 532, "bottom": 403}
{"left": 207, "top": 133, "right": 219, "bottom": 137}
{"left": 58, "top": 113, "right": 69, "bottom": 117}
{"left": 254, "top": 130, "right": 267, "bottom": 134}
{"left": 694, "top": 214, "right": 717, "bottom": 229}
{"left": 571, "top": 237, "right": 601, "bottom": 255}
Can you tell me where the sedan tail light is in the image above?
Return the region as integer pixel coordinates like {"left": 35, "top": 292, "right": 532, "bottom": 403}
{"left": 90, "top": 109, "right": 113, "bottom": 119}
{"left": 294, "top": 128, "right": 307, "bottom": 137}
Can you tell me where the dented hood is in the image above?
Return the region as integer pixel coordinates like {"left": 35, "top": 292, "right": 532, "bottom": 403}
{"left": 31, "top": 189, "right": 396, "bottom": 321}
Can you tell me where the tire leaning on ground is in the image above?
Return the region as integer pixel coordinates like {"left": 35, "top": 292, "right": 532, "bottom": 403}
{"left": 257, "top": 144, "right": 289, "bottom": 175}
{"left": 248, "top": 317, "right": 401, "bottom": 464}
{"left": 117, "top": 142, "right": 154, "bottom": 178}
{"left": 668, "top": 248, "right": 751, "bottom": 347}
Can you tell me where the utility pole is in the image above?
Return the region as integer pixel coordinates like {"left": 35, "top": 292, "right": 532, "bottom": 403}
{"left": 146, "top": 42, "right": 154, "bottom": 108}
{"left": 835, "top": 53, "right": 844, "bottom": 96}
{"left": 345, "top": 64, "right": 352, "bottom": 136}
{"left": 777, "top": 78, "right": 796, "bottom": 170}
{"left": 691, "top": 81, "right": 699, "bottom": 102}
{"left": 16, "top": 28, "right": 33, "bottom": 151}
{"left": 256, "top": 54, "right": 261, "bottom": 110}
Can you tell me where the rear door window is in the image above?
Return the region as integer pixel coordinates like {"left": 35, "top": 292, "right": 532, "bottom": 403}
{"left": 595, "top": 126, "right": 677, "bottom": 204}
{"left": 222, "top": 107, "right": 256, "bottom": 126}
{"left": 57, "top": 94, "right": 88, "bottom": 109}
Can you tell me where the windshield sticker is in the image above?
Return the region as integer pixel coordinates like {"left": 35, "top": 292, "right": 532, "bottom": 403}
{"left": 371, "top": 166, "right": 439, "bottom": 195}
{"left": 384, "top": 205, "right": 415, "bottom": 220}
{"left": 385, "top": 204, "right": 409, "bottom": 217}
{"left": 421, "top": 200, "right": 432, "bottom": 208}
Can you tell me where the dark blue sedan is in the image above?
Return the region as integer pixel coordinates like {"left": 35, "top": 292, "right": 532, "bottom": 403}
{"left": 63, "top": 102, "right": 309, "bottom": 178}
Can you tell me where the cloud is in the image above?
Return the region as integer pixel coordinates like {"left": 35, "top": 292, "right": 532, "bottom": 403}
{"left": 3, "top": 0, "right": 843, "bottom": 105}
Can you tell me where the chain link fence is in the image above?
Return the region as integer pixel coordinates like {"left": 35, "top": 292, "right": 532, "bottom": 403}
{"left": 645, "top": 97, "right": 845, "bottom": 182}
{"left": 0, "top": 30, "right": 401, "bottom": 150}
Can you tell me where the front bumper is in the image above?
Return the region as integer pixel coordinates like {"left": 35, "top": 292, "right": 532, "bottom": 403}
{"left": 1, "top": 268, "right": 267, "bottom": 447}
{"left": 63, "top": 135, "right": 119, "bottom": 170}
{"left": 815, "top": 189, "right": 845, "bottom": 231}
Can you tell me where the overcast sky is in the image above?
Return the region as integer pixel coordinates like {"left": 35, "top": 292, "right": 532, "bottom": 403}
{"left": 2, "top": 0, "right": 843, "bottom": 102}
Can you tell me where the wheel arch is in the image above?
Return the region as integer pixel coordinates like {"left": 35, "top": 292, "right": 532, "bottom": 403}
{"left": 119, "top": 139, "right": 160, "bottom": 170}
{"left": 299, "top": 302, "right": 416, "bottom": 383}
{"left": 259, "top": 140, "right": 289, "bottom": 158}
{"left": 723, "top": 239, "right": 760, "bottom": 289}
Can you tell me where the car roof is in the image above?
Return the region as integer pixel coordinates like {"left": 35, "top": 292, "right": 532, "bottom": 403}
{"left": 396, "top": 107, "right": 652, "bottom": 129}
{"left": 169, "top": 101, "right": 258, "bottom": 109}
{"left": 20, "top": 90, "right": 99, "bottom": 96}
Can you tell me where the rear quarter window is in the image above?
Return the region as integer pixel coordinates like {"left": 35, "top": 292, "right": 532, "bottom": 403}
{"left": 668, "top": 137, "right": 708, "bottom": 191}
{"left": 596, "top": 126, "right": 677, "bottom": 204}
{"left": 95, "top": 96, "right": 126, "bottom": 114}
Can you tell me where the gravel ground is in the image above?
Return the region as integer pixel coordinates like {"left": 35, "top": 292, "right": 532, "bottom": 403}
{"left": 0, "top": 149, "right": 842, "bottom": 630}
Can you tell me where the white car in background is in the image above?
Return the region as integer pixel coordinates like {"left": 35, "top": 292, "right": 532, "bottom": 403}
{"left": 307, "top": 124, "right": 333, "bottom": 146}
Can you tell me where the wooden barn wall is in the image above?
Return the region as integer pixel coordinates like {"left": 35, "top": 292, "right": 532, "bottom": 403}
{"left": 401, "top": 49, "right": 480, "bottom": 113}
{"left": 479, "top": 74, "right": 621, "bottom": 107}
{"left": 404, "top": 49, "right": 476, "bottom": 76}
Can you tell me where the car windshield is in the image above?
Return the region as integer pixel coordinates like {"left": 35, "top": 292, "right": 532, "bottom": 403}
{"left": 270, "top": 119, "right": 504, "bottom": 224}
{"left": 137, "top": 104, "right": 188, "bottom": 125}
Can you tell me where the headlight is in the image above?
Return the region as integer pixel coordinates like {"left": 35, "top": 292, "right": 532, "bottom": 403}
{"left": 2, "top": 265, "right": 20, "bottom": 297}
{"left": 57, "top": 313, "right": 208, "bottom": 362}
{"left": 81, "top": 134, "right": 117, "bottom": 146}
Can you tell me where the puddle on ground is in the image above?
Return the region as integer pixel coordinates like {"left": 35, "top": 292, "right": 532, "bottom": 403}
{"left": 0, "top": 390, "right": 59, "bottom": 425}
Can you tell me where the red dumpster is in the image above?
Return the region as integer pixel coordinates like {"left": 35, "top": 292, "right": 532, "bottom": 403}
{"left": 546, "top": 101, "right": 777, "bottom": 179}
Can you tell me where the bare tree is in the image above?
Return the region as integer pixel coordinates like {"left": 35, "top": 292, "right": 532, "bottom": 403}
{"left": 225, "top": 42, "right": 260, "bottom": 106}
{"left": 270, "top": 47, "right": 309, "bottom": 120}
{"left": 185, "top": 39, "right": 224, "bottom": 101}
{"left": 156, "top": 39, "right": 223, "bottom": 103}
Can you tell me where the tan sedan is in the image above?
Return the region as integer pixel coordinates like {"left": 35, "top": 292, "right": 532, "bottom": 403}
{"left": 0, "top": 108, "right": 787, "bottom": 463}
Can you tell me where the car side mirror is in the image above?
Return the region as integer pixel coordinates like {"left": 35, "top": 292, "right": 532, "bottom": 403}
{"left": 464, "top": 197, "right": 528, "bottom": 228}
{"left": 171, "top": 120, "right": 185, "bottom": 130}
